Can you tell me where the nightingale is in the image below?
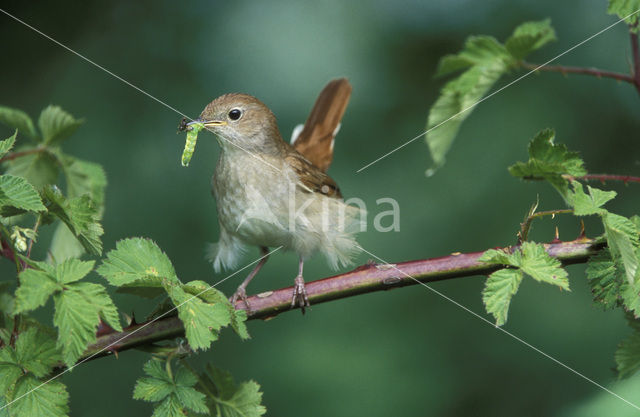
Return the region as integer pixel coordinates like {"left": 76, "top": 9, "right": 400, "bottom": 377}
{"left": 185, "top": 79, "right": 362, "bottom": 312}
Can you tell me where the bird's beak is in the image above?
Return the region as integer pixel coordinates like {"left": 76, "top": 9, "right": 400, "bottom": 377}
{"left": 187, "top": 119, "right": 227, "bottom": 128}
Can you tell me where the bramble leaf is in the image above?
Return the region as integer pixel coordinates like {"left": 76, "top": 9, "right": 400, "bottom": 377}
{"left": 42, "top": 186, "right": 103, "bottom": 256}
{"left": 14, "top": 269, "right": 60, "bottom": 314}
{"left": 518, "top": 242, "right": 569, "bottom": 289}
{"left": 0, "top": 175, "right": 46, "bottom": 213}
{"left": 0, "top": 107, "right": 38, "bottom": 141}
{"left": 608, "top": 0, "right": 640, "bottom": 32}
{"left": 567, "top": 181, "right": 616, "bottom": 216}
{"left": 4, "top": 151, "right": 59, "bottom": 190}
{"left": 38, "top": 105, "right": 83, "bottom": 146}
{"left": 97, "top": 238, "right": 178, "bottom": 286}
{"left": 586, "top": 249, "right": 621, "bottom": 310}
{"left": 14, "top": 327, "right": 61, "bottom": 378}
{"left": 603, "top": 213, "right": 640, "bottom": 284}
{"left": 6, "top": 375, "right": 69, "bottom": 417}
{"left": 198, "top": 364, "right": 267, "bottom": 417}
{"left": 482, "top": 269, "right": 523, "bottom": 326}
{"left": 0, "top": 131, "right": 17, "bottom": 159}
{"left": 505, "top": 19, "right": 556, "bottom": 60}
{"left": 133, "top": 360, "right": 207, "bottom": 416}
{"left": 509, "top": 129, "right": 586, "bottom": 198}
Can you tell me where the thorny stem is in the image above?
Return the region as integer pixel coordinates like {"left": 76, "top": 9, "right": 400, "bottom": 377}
{"left": 564, "top": 174, "right": 640, "bottom": 184}
{"left": 27, "top": 214, "right": 41, "bottom": 257}
{"left": 519, "top": 209, "right": 573, "bottom": 243}
{"left": 74, "top": 237, "right": 604, "bottom": 365}
{"left": 521, "top": 61, "right": 635, "bottom": 84}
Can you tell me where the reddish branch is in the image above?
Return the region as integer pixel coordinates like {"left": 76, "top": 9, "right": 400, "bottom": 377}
{"left": 522, "top": 61, "right": 634, "bottom": 84}
{"left": 78, "top": 237, "right": 604, "bottom": 363}
{"left": 0, "top": 147, "right": 43, "bottom": 163}
{"left": 570, "top": 174, "right": 640, "bottom": 184}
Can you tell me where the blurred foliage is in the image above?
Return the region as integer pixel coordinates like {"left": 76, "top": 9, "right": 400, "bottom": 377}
{"left": 1, "top": 0, "right": 640, "bottom": 416}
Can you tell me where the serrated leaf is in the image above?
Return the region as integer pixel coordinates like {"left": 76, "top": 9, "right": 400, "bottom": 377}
{"left": 478, "top": 248, "right": 514, "bottom": 265}
{"left": 53, "top": 288, "right": 100, "bottom": 366}
{"left": 608, "top": 0, "right": 640, "bottom": 32}
{"left": 621, "top": 278, "right": 640, "bottom": 317}
{"left": 183, "top": 280, "right": 250, "bottom": 340}
{"left": 518, "top": 242, "right": 569, "bottom": 289}
{"left": 14, "top": 269, "right": 59, "bottom": 314}
{"left": 603, "top": 213, "right": 640, "bottom": 284}
{"left": 505, "top": 19, "right": 556, "bottom": 60}
{"left": 199, "top": 364, "right": 266, "bottom": 417}
{"left": 508, "top": 129, "right": 586, "bottom": 198}
{"left": 37, "top": 106, "right": 82, "bottom": 146}
{"left": 97, "top": 238, "right": 178, "bottom": 287}
{"left": 616, "top": 330, "right": 640, "bottom": 378}
{"left": 0, "top": 175, "right": 46, "bottom": 213}
{"left": 0, "top": 131, "right": 17, "bottom": 159}
{"left": 482, "top": 269, "right": 523, "bottom": 326}
{"left": 586, "top": 249, "right": 621, "bottom": 309}
{"left": 60, "top": 156, "right": 106, "bottom": 208}
{"left": 567, "top": 181, "right": 616, "bottom": 216}
{"left": 72, "top": 282, "right": 122, "bottom": 332}
{"left": 0, "top": 348, "right": 22, "bottom": 395}
{"left": 52, "top": 259, "right": 94, "bottom": 284}
{"left": 6, "top": 375, "right": 69, "bottom": 417}
{"left": 164, "top": 282, "right": 230, "bottom": 351}
{"left": 42, "top": 186, "right": 103, "bottom": 256}
{"left": 134, "top": 360, "right": 207, "bottom": 416}
{"left": 0, "top": 107, "right": 38, "bottom": 141}
{"left": 14, "top": 327, "right": 61, "bottom": 378}
{"left": 4, "top": 150, "right": 59, "bottom": 190}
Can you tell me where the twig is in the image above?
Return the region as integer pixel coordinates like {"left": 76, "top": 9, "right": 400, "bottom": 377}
{"left": 522, "top": 61, "right": 635, "bottom": 84}
{"left": 519, "top": 209, "right": 573, "bottom": 243}
{"left": 0, "top": 147, "right": 44, "bottom": 163}
{"left": 75, "top": 237, "right": 604, "bottom": 364}
{"left": 564, "top": 174, "right": 640, "bottom": 184}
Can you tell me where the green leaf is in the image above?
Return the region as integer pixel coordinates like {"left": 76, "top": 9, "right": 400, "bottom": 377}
{"left": 608, "top": 0, "right": 640, "bottom": 32}
{"left": 0, "top": 131, "right": 17, "bottom": 159}
{"left": 0, "top": 107, "right": 38, "bottom": 141}
{"left": 586, "top": 249, "right": 621, "bottom": 309}
{"left": 48, "top": 223, "right": 85, "bottom": 262}
{"left": 518, "top": 242, "right": 569, "bottom": 289}
{"left": 42, "top": 186, "right": 103, "bottom": 256}
{"left": 134, "top": 360, "right": 207, "bottom": 416}
{"left": 621, "top": 277, "right": 640, "bottom": 317}
{"left": 14, "top": 269, "right": 59, "bottom": 314}
{"left": 0, "top": 349, "right": 22, "bottom": 395}
{"left": 508, "top": 129, "right": 586, "bottom": 198}
{"left": 63, "top": 157, "right": 107, "bottom": 209}
{"left": 426, "top": 63, "right": 508, "bottom": 170}
{"left": 14, "top": 327, "right": 61, "bottom": 378}
{"left": 4, "top": 151, "right": 59, "bottom": 190}
{"left": 97, "top": 238, "right": 178, "bottom": 286}
{"left": 6, "top": 375, "right": 69, "bottom": 417}
{"left": 505, "top": 19, "right": 556, "bottom": 60}
{"left": 567, "top": 181, "right": 617, "bottom": 216}
{"left": 482, "top": 269, "right": 523, "bottom": 326}
{"left": 199, "top": 364, "right": 266, "bottom": 417}
{"left": 603, "top": 212, "right": 640, "bottom": 284}
{"left": 37, "top": 106, "right": 82, "bottom": 145}
{"left": 182, "top": 280, "right": 250, "bottom": 340}
{"left": 164, "top": 282, "right": 230, "bottom": 351}
{"left": 72, "top": 282, "right": 122, "bottom": 332}
{"left": 0, "top": 175, "right": 46, "bottom": 213}
{"left": 616, "top": 330, "right": 640, "bottom": 378}
{"left": 52, "top": 259, "right": 95, "bottom": 284}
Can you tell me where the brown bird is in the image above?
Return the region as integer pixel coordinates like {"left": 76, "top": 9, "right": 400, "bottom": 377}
{"left": 187, "top": 79, "right": 362, "bottom": 312}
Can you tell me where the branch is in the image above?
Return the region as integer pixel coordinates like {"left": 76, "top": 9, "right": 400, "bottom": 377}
{"left": 78, "top": 237, "right": 604, "bottom": 363}
{"left": 564, "top": 174, "right": 640, "bottom": 184}
{"left": 522, "top": 61, "right": 635, "bottom": 84}
{"left": 0, "top": 147, "right": 43, "bottom": 163}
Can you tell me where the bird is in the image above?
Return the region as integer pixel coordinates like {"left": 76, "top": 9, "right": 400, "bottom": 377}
{"left": 185, "top": 79, "right": 362, "bottom": 312}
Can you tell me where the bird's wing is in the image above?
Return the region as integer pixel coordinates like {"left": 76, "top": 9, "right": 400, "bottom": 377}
{"left": 292, "top": 78, "right": 352, "bottom": 173}
{"left": 285, "top": 151, "right": 343, "bottom": 199}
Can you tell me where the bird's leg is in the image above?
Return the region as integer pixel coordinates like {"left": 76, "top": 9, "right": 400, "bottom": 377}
{"left": 230, "top": 246, "right": 269, "bottom": 311}
{"left": 291, "top": 256, "right": 310, "bottom": 313}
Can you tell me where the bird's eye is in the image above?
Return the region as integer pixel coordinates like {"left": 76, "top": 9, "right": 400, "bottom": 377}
{"left": 228, "top": 109, "right": 242, "bottom": 121}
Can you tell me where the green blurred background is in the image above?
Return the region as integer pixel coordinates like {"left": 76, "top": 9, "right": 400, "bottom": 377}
{"left": 1, "top": 0, "right": 640, "bottom": 415}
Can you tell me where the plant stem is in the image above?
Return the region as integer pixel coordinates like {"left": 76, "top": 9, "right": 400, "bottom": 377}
{"left": 564, "top": 174, "right": 640, "bottom": 184}
{"left": 519, "top": 209, "right": 573, "bottom": 243}
{"left": 522, "top": 61, "right": 635, "bottom": 84}
{"left": 0, "top": 147, "right": 44, "bottom": 163}
{"left": 76, "top": 237, "right": 604, "bottom": 364}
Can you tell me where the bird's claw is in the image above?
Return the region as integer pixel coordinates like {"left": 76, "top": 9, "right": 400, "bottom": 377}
{"left": 230, "top": 287, "right": 251, "bottom": 312}
{"left": 291, "top": 275, "right": 310, "bottom": 314}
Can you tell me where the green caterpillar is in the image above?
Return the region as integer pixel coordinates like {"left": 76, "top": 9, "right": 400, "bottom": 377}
{"left": 181, "top": 122, "right": 204, "bottom": 167}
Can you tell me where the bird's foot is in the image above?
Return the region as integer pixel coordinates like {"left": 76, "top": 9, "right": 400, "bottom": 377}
{"left": 291, "top": 275, "right": 311, "bottom": 314}
{"left": 230, "top": 287, "right": 251, "bottom": 312}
